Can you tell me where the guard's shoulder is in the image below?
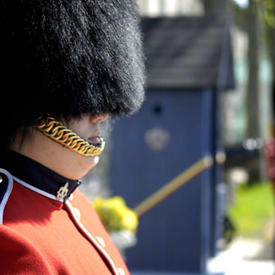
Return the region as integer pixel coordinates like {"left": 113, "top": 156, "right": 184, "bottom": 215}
{"left": 0, "top": 169, "right": 13, "bottom": 224}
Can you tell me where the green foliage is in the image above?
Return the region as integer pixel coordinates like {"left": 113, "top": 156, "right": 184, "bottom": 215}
{"left": 255, "top": 0, "right": 275, "bottom": 27}
{"left": 227, "top": 182, "right": 274, "bottom": 237}
{"left": 92, "top": 197, "right": 138, "bottom": 233}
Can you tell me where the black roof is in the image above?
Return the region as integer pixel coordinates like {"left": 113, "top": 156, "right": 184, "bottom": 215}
{"left": 141, "top": 16, "right": 235, "bottom": 90}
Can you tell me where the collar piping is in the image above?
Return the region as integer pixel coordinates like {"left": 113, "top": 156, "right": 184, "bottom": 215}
{"left": 0, "top": 151, "right": 81, "bottom": 202}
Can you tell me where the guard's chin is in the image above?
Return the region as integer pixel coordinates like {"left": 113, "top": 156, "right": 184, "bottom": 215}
{"left": 91, "top": 156, "right": 100, "bottom": 166}
{"left": 80, "top": 155, "right": 100, "bottom": 175}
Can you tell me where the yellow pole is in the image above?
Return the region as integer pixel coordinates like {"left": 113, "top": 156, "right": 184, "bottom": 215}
{"left": 134, "top": 156, "right": 213, "bottom": 217}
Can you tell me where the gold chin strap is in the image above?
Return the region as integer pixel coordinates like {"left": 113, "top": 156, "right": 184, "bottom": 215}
{"left": 37, "top": 117, "right": 105, "bottom": 157}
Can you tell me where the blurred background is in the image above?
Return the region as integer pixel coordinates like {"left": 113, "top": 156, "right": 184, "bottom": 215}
{"left": 81, "top": 0, "right": 275, "bottom": 274}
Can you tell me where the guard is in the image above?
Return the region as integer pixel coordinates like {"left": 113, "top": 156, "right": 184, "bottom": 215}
{"left": 0, "top": 0, "right": 144, "bottom": 274}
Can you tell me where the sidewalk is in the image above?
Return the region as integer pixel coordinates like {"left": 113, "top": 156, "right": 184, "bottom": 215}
{"left": 207, "top": 237, "right": 274, "bottom": 275}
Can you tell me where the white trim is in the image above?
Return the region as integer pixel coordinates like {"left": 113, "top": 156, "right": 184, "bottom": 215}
{"left": 13, "top": 175, "right": 62, "bottom": 202}
{"left": 65, "top": 201, "right": 119, "bottom": 275}
{"left": 0, "top": 169, "right": 14, "bottom": 224}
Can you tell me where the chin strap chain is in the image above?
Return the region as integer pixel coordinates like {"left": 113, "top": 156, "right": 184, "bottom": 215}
{"left": 37, "top": 117, "right": 105, "bottom": 157}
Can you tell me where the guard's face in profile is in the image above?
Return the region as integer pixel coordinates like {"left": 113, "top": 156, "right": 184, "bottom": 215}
{"left": 65, "top": 114, "right": 109, "bottom": 148}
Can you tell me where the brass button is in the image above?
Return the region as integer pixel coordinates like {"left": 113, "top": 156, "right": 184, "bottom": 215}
{"left": 73, "top": 207, "right": 81, "bottom": 219}
{"left": 117, "top": 267, "right": 125, "bottom": 275}
{"left": 95, "top": 236, "right": 106, "bottom": 248}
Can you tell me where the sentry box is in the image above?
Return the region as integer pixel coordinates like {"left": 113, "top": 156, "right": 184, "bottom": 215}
{"left": 110, "top": 15, "right": 234, "bottom": 274}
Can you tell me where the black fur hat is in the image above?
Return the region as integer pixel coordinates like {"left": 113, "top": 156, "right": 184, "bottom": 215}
{"left": 0, "top": 0, "right": 144, "bottom": 142}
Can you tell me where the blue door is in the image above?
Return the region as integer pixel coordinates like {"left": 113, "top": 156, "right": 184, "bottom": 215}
{"left": 110, "top": 89, "right": 218, "bottom": 273}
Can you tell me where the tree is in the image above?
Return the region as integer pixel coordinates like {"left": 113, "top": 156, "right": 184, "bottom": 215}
{"left": 246, "top": 1, "right": 261, "bottom": 139}
{"left": 259, "top": 0, "right": 275, "bottom": 130}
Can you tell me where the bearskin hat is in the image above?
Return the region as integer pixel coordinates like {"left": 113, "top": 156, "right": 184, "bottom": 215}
{"left": 0, "top": 0, "right": 145, "bottom": 149}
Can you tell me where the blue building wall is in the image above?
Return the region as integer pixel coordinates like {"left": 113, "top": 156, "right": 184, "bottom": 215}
{"left": 110, "top": 89, "right": 222, "bottom": 273}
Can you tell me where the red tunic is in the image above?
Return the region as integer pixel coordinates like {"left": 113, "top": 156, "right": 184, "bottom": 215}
{"left": 0, "top": 167, "right": 129, "bottom": 275}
